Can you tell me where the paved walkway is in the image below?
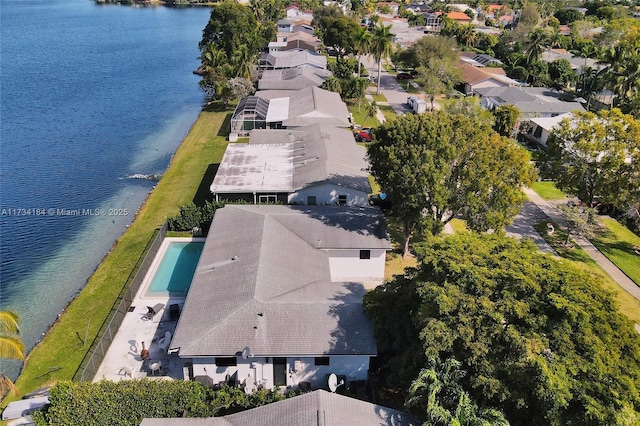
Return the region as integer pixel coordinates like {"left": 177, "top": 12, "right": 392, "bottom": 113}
{"left": 523, "top": 187, "right": 640, "bottom": 302}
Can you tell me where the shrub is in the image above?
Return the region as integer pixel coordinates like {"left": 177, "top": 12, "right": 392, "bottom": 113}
{"left": 167, "top": 201, "right": 224, "bottom": 232}
{"left": 32, "top": 380, "right": 286, "bottom": 425}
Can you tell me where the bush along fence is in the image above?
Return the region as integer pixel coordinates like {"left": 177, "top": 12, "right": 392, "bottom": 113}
{"left": 73, "top": 221, "right": 169, "bottom": 382}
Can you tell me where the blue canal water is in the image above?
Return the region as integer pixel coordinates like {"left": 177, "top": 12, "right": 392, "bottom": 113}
{"left": 0, "top": 0, "right": 212, "bottom": 379}
{"left": 145, "top": 241, "right": 204, "bottom": 298}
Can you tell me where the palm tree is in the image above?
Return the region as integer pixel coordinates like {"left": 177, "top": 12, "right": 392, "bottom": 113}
{"left": 459, "top": 24, "right": 478, "bottom": 48}
{"left": 370, "top": 23, "right": 394, "bottom": 95}
{"left": 1, "top": 310, "right": 26, "bottom": 398}
{"left": 598, "top": 43, "right": 640, "bottom": 112}
{"left": 525, "top": 27, "right": 550, "bottom": 66}
{"left": 232, "top": 45, "right": 254, "bottom": 80}
{"left": 354, "top": 27, "right": 372, "bottom": 77}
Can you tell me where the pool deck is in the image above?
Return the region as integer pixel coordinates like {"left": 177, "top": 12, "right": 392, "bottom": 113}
{"left": 92, "top": 237, "right": 204, "bottom": 382}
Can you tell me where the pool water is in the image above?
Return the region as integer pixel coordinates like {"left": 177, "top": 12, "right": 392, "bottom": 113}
{"left": 144, "top": 241, "right": 204, "bottom": 298}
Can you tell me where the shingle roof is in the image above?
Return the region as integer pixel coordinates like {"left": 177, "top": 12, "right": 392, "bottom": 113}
{"left": 256, "top": 86, "right": 351, "bottom": 128}
{"left": 140, "top": 390, "right": 419, "bottom": 426}
{"left": 225, "top": 390, "right": 419, "bottom": 426}
{"left": 211, "top": 125, "right": 371, "bottom": 194}
{"left": 476, "top": 86, "right": 585, "bottom": 114}
{"left": 258, "top": 68, "right": 332, "bottom": 91}
{"left": 459, "top": 62, "right": 520, "bottom": 86}
{"left": 170, "top": 205, "right": 389, "bottom": 358}
{"left": 264, "top": 49, "right": 327, "bottom": 70}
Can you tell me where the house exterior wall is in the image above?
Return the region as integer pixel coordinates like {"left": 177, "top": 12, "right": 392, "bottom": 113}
{"left": 186, "top": 355, "right": 371, "bottom": 390}
{"left": 213, "top": 192, "right": 289, "bottom": 204}
{"left": 327, "top": 249, "right": 386, "bottom": 282}
{"left": 289, "top": 183, "right": 369, "bottom": 207}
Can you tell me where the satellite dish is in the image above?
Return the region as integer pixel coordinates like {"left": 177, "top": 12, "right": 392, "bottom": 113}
{"left": 328, "top": 373, "right": 344, "bottom": 393}
{"left": 241, "top": 347, "right": 252, "bottom": 360}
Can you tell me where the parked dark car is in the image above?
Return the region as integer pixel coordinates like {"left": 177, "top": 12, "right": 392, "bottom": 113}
{"left": 368, "top": 193, "right": 393, "bottom": 212}
{"left": 397, "top": 72, "right": 414, "bottom": 80}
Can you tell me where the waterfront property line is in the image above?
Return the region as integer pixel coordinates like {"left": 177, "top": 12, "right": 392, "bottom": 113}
{"left": 73, "top": 221, "right": 169, "bottom": 382}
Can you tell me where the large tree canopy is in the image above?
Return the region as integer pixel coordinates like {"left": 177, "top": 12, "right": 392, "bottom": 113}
{"left": 540, "top": 108, "right": 640, "bottom": 209}
{"left": 364, "top": 233, "right": 640, "bottom": 426}
{"left": 200, "top": 2, "right": 264, "bottom": 68}
{"left": 393, "top": 36, "right": 461, "bottom": 101}
{"left": 366, "top": 112, "right": 535, "bottom": 257}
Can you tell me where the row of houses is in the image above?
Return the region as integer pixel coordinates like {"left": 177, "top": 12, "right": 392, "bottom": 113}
{"left": 168, "top": 24, "right": 396, "bottom": 413}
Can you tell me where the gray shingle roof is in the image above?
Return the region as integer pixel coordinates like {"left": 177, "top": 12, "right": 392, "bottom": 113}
{"left": 171, "top": 205, "right": 389, "bottom": 358}
{"left": 476, "top": 86, "right": 585, "bottom": 115}
{"left": 264, "top": 49, "right": 327, "bottom": 69}
{"left": 258, "top": 67, "right": 332, "bottom": 90}
{"left": 140, "top": 390, "right": 419, "bottom": 426}
{"left": 256, "top": 86, "right": 352, "bottom": 128}
{"left": 211, "top": 125, "right": 371, "bottom": 195}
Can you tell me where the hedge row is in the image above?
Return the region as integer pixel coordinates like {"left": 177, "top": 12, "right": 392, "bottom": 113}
{"left": 32, "top": 380, "right": 287, "bottom": 425}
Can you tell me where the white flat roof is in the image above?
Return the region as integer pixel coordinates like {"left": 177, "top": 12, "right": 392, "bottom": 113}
{"left": 265, "top": 97, "right": 290, "bottom": 122}
{"left": 211, "top": 144, "right": 294, "bottom": 193}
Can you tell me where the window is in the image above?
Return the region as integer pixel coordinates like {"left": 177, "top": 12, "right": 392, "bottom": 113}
{"left": 314, "top": 357, "right": 330, "bottom": 366}
{"left": 258, "top": 194, "right": 277, "bottom": 204}
{"left": 337, "top": 195, "right": 347, "bottom": 205}
{"left": 215, "top": 357, "right": 237, "bottom": 367}
{"left": 360, "top": 250, "right": 371, "bottom": 260}
{"left": 307, "top": 196, "right": 317, "bottom": 205}
{"left": 533, "top": 126, "right": 543, "bottom": 138}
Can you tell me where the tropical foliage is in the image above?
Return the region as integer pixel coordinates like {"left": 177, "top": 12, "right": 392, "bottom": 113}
{"left": 1, "top": 310, "right": 25, "bottom": 399}
{"left": 370, "top": 23, "right": 394, "bottom": 95}
{"left": 366, "top": 112, "right": 535, "bottom": 257}
{"left": 364, "top": 233, "right": 640, "bottom": 426}
{"left": 32, "top": 380, "right": 287, "bottom": 425}
{"left": 540, "top": 109, "right": 640, "bottom": 209}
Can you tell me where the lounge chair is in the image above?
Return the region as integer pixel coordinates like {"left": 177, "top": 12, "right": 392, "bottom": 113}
{"left": 143, "top": 303, "right": 164, "bottom": 321}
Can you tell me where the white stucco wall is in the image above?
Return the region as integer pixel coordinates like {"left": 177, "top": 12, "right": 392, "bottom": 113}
{"left": 185, "top": 355, "right": 371, "bottom": 390}
{"left": 289, "top": 183, "right": 369, "bottom": 207}
{"left": 327, "top": 249, "right": 386, "bottom": 282}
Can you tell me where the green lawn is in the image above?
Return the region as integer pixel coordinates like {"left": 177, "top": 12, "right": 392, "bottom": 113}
{"left": 530, "top": 181, "right": 567, "bottom": 201}
{"left": 7, "top": 103, "right": 233, "bottom": 402}
{"left": 534, "top": 220, "right": 640, "bottom": 325}
{"left": 348, "top": 102, "right": 380, "bottom": 128}
{"left": 591, "top": 217, "right": 640, "bottom": 286}
{"left": 378, "top": 105, "right": 397, "bottom": 122}
{"left": 370, "top": 93, "right": 387, "bottom": 103}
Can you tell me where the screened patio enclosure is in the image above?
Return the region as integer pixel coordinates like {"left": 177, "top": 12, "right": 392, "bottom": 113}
{"left": 231, "top": 96, "right": 270, "bottom": 136}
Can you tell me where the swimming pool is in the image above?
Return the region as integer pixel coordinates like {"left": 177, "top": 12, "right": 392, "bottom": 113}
{"left": 142, "top": 239, "right": 204, "bottom": 298}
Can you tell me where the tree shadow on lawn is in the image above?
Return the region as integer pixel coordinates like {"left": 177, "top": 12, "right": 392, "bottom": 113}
{"left": 192, "top": 163, "right": 219, "bottom": 206}
{"left": 201, "top": 101, "right": 233, "bottom": 137}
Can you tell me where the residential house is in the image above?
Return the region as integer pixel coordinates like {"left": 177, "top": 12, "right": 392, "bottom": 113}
{"left": 476, "top": 86, "right": 585, "bottom": 121}
{"left": 260, "top": 49, "right": 327, "bottom": 70}
{"left": 213, "top": 124, "right": 370, "bottom": 206}
{"left": 377, "top": 1, "right": 400, "bottom": 15}
{"left": 258, "top": 67, "right": 332, "bottom": 91}
{"left": 140, "top": 390, "right": 418, "bottom": 425}
{"left": 541, "top": 49, "right": 600, "bottom": 75}
{"left": 230, "top": 86, "right": 351, "bottom": 136}
{"left": 437, "top": 10, "right": 472, "bottom": 24}
{"left": 525, "top": 113, "right": 571, "bottom": 147}
{"left": 269, "top": 31, "right": 322, "bottom": 53}
{"left": 457, "top": 61, "right": 521, "bottom": 95}
{"left": 169, "top": 204, "right": 392, "bottom": 390}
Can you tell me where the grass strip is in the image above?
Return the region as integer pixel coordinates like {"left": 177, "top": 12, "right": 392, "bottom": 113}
{"left": 348, "top": 102, "right": 380, "bottom": 128}
{"left": 530, "top": 181, "right": 566, "bottom": 201}
{"left": 534, "top": 220, "right": 640, "bottom": 325}
{"left": 8, "top": 103, "right": 232, "bottom": 401}
{"left": 378, "top": 105, "right": 397, "bottom": 123}
{"left": 590, "top": 217, "right": 640, "bottom": 286}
